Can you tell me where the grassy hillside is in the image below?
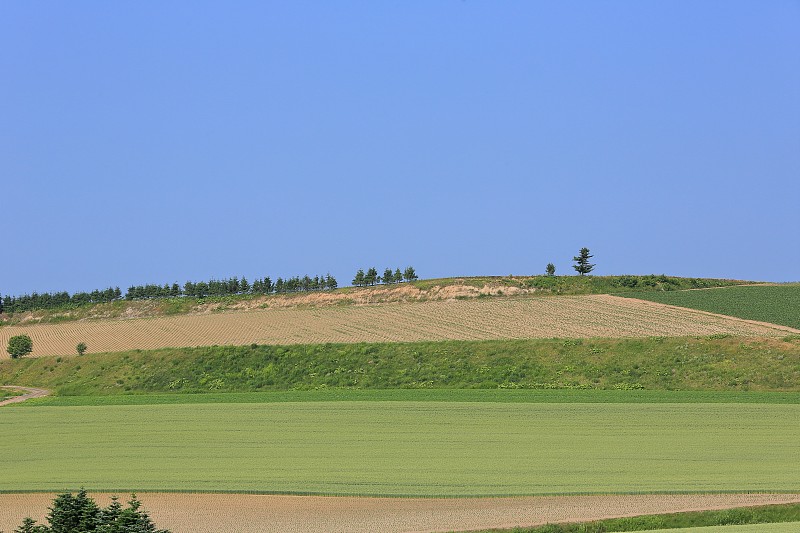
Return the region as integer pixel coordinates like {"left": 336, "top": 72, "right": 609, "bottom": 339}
{"left": 0, "top": 275, "right": 750, "bottom": 327}
{"left": 2, "top": 336, "right": 798, "bottom": 395}
{"left": 622, "top": 284, "right": 800, "bottom": 329}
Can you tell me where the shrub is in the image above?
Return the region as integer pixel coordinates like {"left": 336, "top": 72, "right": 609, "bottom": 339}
{"left": 7, "top": 334, "right": 33, "bottom": 359}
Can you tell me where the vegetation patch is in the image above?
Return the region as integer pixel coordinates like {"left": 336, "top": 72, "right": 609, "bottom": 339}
{"left": 621, "top": 284, "right": 800, "bottom": 330}
{"left": 1, "top": 336, "right": 798, "bottom": 396}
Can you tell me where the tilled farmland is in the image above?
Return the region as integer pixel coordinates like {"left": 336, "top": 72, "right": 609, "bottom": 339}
{"left": 0, "top": 295, "right": 794, "bottom": 358}
{"left": 1, "top": 493, "right": 799, "bottom": 533}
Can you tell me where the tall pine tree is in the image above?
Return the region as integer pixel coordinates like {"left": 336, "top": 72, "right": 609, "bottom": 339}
{"left": 572, "top": 247, "right": 595, "bottom": 275}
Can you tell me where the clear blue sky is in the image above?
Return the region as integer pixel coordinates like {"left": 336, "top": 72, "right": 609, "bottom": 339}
{"left": 2, "top": 1, "right": 798, "bottom": 295}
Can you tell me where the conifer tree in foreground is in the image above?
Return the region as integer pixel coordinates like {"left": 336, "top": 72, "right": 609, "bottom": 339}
{"left": 11, "top": 490, "right": 170, "bottom": 532}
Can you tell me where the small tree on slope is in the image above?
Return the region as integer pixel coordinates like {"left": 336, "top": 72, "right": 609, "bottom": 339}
{"left": 7, "top": 335, "right": 33, "bottom": 359}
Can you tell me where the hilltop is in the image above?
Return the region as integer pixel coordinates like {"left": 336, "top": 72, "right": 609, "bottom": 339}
{"left": 0, "top": 275, "right": 748, "bottom": 327}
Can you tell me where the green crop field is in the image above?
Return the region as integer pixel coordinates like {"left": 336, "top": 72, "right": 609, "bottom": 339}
{"left": 644, "top": 524, "right": 800, "bottom": 533}
{"left": 479, "top": 504, "right": 800, "bottom": 533}
{"left": 623, "top": 284, "right": 800, "bottom": 330}
{"left": 1, "top": 401, "right": 798, "bottom": 496}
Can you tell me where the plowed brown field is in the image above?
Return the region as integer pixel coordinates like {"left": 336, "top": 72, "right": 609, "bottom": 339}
{"left": 1, "top": 493, "right": 799, "bottom": 533}
{"left": 0, "top": 295, "right": 794, "bottom": 358}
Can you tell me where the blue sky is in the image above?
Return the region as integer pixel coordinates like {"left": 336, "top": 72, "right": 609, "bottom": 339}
{"left": 2, "top": 1, "right": 798, "bottom": 295}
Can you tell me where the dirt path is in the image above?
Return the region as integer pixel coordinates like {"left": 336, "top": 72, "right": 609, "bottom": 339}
{"left": 1, "top": 493, "right": 799, "bottom": 533}
{"left": 0, "top": 386, "right": 51, "bottom": 406}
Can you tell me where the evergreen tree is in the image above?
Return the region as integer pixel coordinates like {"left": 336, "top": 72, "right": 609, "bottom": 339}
{"left": 12, "top": 492, "right": 170, "bottom": 533}
{"left": 365, "top": 267, "right": 378, "bottom": 285}
{"left": 403, "top": 266, "right": 418, "bottom": 281}
{"left": 572, "top": 247, "right": 595, "bottom": 275}
{"left": 183, "top": 281, "right": 195, "bottom": 298}
{"left": 394, "top": 268, "right": 403, "bottom": 283}
{"left": 48, "top": 489, "right": 101, "bottom": 533}
{"left": 382, "top": 268, "right": 394, "bottom": 284}
{"left": 546, "top": 263, "right": 556, "bottom": 276}
{"left": 325, "top": 273, "right": 338, "bottom": 290}
{"left": 195, "top": 281, "right": 209, "bottom": 297}
{"left": 240, "top": 277, "right": 250, "bottom": 294}
{"left": 14, "top": 517, "right": 49, "bottom": 533}
{"left": 352, "top": 269, "right": 365, "bottom": 287}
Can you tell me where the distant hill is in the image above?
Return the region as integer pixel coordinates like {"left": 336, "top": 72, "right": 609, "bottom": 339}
{"left": 0, "top": 275, "right": 750, "bottom": 327}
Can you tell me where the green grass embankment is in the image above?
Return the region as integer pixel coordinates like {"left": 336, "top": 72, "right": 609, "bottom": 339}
{"left": 14, "top": 389, "right": 800, "bottom": 407}
{"left": 475, "top": 503, "right": 800, "bottom": 532}
{"left": 622, "top": 284, "right": 800, "bottom": 330}
{"left": 1, "top": 336, "right": 798, "bottom": 396}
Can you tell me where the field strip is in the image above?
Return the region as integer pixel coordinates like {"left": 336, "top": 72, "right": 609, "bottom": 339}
{"left": 1, "top": 493, "right": 799, "bottom": 533}
{"left": 2, "top": 402, "right": 798, "bottom": 495}
{"left": 0, "top": 386, "right": 51, "bottom": 406}
{"left": 0, "top": 295, "right": 792, "bottom": 358}
{"left": 617, "top": 295, "right": 800, "bottom": 334}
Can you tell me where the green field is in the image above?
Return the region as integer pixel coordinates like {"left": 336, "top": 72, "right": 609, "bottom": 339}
{"left": 623, "top": 284, "right": 800, "bottom": 330}
{"left": 644, "top": 524, "right": 800, "bottom": 533}
{"left": 1, "top": 401, "right": 797, "bottom": 496}
{"left": 12, "top": 388, "right": 800, "bottom": 407}
{"left": 479, "top": 503, "right": 800, "bottom": 533}
{"left": 2, "top": 336, "right": 799, "bottom": 396}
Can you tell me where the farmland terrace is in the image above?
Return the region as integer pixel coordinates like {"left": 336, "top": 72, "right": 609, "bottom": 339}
{"left": 0, "top": 293, "right": 796, "bottom": 358}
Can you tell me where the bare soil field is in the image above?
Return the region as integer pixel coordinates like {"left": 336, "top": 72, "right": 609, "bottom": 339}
{"left": 0, "top": 295, "right": 794, "bottom": 358}
{"left": 1, "top": 493, "right": 799, "bottom": 533}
